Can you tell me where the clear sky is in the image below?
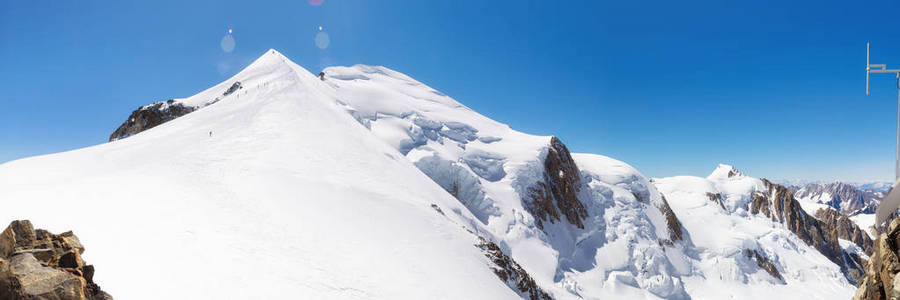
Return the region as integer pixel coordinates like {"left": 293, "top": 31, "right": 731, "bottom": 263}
{"left": 2, "top": 0, "right": 900, "bottom": 181}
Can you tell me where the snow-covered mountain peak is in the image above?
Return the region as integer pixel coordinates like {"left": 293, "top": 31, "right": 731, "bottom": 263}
{"left": 707, "top": 163, "right": 744, "bottom": 180}
{"left": 0, "top": 49, "right": 866, "bottom": 300}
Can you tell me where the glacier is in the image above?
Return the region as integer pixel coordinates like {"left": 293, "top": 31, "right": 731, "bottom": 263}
{"left": 0, "top": 49, "right": 860, "bottom": 299}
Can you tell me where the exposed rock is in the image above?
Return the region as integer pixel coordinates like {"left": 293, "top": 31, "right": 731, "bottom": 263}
{"left": 816, "top": 208, "right": 874, "bottom": 255}
{"left": 476, "top": 237, "right": 552, "bottom": 300}
{"left": 109, "top": 81, "right": 244, "bottom": 142}
{"left": 0, "top": 220, "right": 112, "bottom": 300}
{"left": 795, "top": 182, "right": 882, "bottom": 215}
{"left": 706, "top": 192, "right": 726, "bottom": 210}
{"left": 524, "top": 137, "right": 588, "bottom": 229}
{"left": 751, "top": 179, "right": 864, "bottom": 283}
{"left": 108, "top": 100, "right": 195, "bottom": 141}
{"left": 853, "top": 218, "right": 900, "bottom": 300}
{"left": 223, "top": 81, "right": 243, "bottom": 96}
{"left": 658, "top": 195, "right": 684, "bottom": 244}
{"left": 744, "top": 249, "right": 784, "bottom": 282}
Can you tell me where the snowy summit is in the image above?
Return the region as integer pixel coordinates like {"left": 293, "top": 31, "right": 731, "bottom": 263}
{"left": 0, "top": 49, "right": 866, "bottom": 299}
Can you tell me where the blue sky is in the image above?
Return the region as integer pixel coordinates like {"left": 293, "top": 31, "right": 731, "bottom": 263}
{"left": 2, "top": 0, "right": 900, "bottom": 181}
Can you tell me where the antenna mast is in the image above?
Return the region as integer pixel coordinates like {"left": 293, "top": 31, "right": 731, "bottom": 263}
{"left": 867, "top": 42, "right": 900, "bottom": 180}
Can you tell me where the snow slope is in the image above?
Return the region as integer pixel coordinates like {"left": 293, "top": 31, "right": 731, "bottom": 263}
{"left": 654, "top": 165, "right": 855, "bottom": 299}
{"left": 0, "top": 50, "right": 519, "bottom": 299}
{"left": 322, "top": 64, "right": 693, "bottom": 299}
{"left": 0, "top": 50, "right": 860, "bottom": 299}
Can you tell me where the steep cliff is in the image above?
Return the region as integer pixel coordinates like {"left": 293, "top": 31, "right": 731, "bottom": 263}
{"left": 524, "top": 137, "right": 589, "bottom": 230}
{"left": 751, "top": 179, "right": 868, "bottom": 283}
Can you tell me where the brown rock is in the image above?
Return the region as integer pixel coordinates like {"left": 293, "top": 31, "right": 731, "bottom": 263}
{"left": 750, "top": 179, "right": 870, "bottom": 283}
{"left": 815, "top": 208, "right": 874, "bottom": 255}
{"left": 658, "top": 196, "right": 684, "bottom": 243}
{"left": 524, "top": 137, "right": 589, "bottom": 230}
{"left": 58, "top": 251, "right": 84, "bottom": 269}
{"left": 706, "top": 192, "right": 726, "bottom": 210}
{"left": 8, "top": 253, "right": 87, "bottom": 299}
{"left": 0, "top": 220, "right": 113, "bottom": 300}
{"left": 744, "top": 249, "right": 784, "bottom": 282}
{"left": 0, "top": 220, "right": 36, "bottom": 258}
{"left": 853, "top": 218, "right": 900, "bottom": 300}
{"left": 476, "top": 237, "right": 552, "bottom": 300}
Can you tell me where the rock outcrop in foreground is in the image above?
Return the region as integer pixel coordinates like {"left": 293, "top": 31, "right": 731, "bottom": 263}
{"left": 0, "top": 220, "right": 111, "bottom": 300}
{"left": 855, "top": 218, "right": 900, "bottom": 300}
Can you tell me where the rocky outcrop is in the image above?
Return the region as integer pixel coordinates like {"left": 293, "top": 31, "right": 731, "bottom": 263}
{"left": 706, "top": 192, "right": 726, "bottom": 210}
{"left": 222, "top": 81, "right": 242, "bottom": 96}
{"left": 476, "top": 237, "right": 552, "bottom": 300}
{"left": 109, "top": 81, "right": 243, "bottom": 142}
{"left": 658, "top": 196, "right": 684, "bottom": 244}
{"left": 0, "top": 220, "right": 111, "bottom": 300}
{"left": 854, "top": 218, "right": 900, "bottom": 300}
{"left": 816, "top": 208, "right": 874, "bottom": 255}
{"left": 744, "top": 249, "right": 784, "bottom": 282}
{"left": 108, "top": 100, "right": 195, "bottom": 141}
{"left": 524, "top": 137, "right": 588, "bottom": 230}
{"left": 750, "top": 179, "right": 865, "bottom": 283}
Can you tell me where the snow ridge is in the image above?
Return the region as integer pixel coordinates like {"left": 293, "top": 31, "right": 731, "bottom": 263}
{"left": 0, "top": 49, "right": 861, "bottom": 300}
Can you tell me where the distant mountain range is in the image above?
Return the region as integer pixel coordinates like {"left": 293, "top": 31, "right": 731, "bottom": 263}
{"left": 786, "top": 181, "right": 885, "bottom": 215}
{"left": 776, "top": 180, "right": 892, "bottom": 193}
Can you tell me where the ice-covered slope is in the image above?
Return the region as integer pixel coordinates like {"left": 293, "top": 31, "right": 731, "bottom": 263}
{"left": 322, "top": 64, "right": 693, "bottom": 299}
{"left": 1, "top": 49, "right": 865, "bottom": 299}
{"left": 0, "top": 50, "right": 520, "bottom": 299}
{"left": 654, "top": 165, "right": 856, "bottom": 299}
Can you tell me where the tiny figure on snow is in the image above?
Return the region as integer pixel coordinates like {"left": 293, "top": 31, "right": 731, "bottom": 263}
{"left": 318, "top": 72, "right": 325, "bottom": 81}
{"left": 209, "top": 131, "right": 212, "bottom": 137}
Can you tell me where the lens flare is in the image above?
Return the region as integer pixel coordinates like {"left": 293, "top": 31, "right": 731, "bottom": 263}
{"left": 318, "top": 26, "right": 323, "bottom": 31}
{"left": 228, "top": 28, "right": 233, "bottom": 34}
{"left": 315, "top": 32, "right": 330, "bottom": 49}
{"left": 221, "top": 35, "right": 235, "bottom": 53}
{"left": 309, "top": 0, "right": 323, "bottom": 6}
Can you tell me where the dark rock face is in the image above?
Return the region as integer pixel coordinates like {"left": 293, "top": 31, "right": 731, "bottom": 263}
{"left": 744, "top": 249, "right": 784, "bottom": 282}
{"left": 816, "top": 208, "right": 874, "bottom": 255}
{"left": 750, "top": 179, "right": 864, "bottom": 283}
{"left": 108, "top": 101, "right": 195, "bottom": 141}
{"left": 706, "top": 192, "right": 726, "bottom": 210}
{"left": 222, "top": 81, "right": 242, "bottom": 96}
{"left": 854, "top": 218, "right": 900, "bottom": 300}
{"left": 0, "top": 220, "right": 112, "bottom": 300}
{"left": 524, "top": 137, "right": 588, "bottom": 230}
{"left": 109, "top": 81, "right": 243, "bottom": 142}
{"left": 476, "top": 237, "right": 552, "bottom": 300}
{"left": 658, "top": 196, "right": 684, "bottom": 244}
